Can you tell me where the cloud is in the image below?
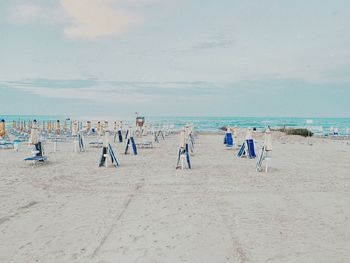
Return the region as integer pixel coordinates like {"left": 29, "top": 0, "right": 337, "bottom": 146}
{"left": 0, "top": 79, "right": 218, "bottom": 104}
{"left": 193, "top": 35, "right": 236, "bottom": 50}
{"left": 60, "top": 0, "right": 140, "bottom": 39}
{"left": 7, "top": 0, "right": 144, "bottom": 40}
{"left": 7, "top": 2, "right": 65, "bottom": 25}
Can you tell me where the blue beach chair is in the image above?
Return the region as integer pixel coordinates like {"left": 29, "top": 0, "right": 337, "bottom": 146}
{"left": 99, "top": 143, "right": 119, "bottom": 167}
{"left": 176, "top": 143, "right": 191, "bottom": 169}
{"left": 24, "top": 142, "right": 48, "bottom": 163}
{"left": 0, "top": 140, "right": 14, "bottom": 149}
{"left": 225, "top": 132, "right": 234, "bottom": 148}
{"left": 246, "top": 139, "right": 256, "bottom": 158}
{"left": 118, "top": 130, "right": 123, "bottom": 142}
{"left": 237, "top": 139, "right": 256, "bottom": 159}
{"left": 125, "top": 137, "right": 138, "bottom": 155}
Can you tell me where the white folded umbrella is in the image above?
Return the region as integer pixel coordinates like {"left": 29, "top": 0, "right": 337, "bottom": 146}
{"left": 245, "top": 128, "right": 252, "bottom": 140}
{"left": 103, "top": 131, "right": 110, "bottom": 147}
{"left": 264, "top": 128, "right": 272, "bottom": 151}
{"left": 30, "top": 120, "right": 39, "bottom": 145}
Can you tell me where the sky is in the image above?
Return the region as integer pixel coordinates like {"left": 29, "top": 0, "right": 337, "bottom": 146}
{"left": 0, "top": 0, "right": 349, "bottom": 118}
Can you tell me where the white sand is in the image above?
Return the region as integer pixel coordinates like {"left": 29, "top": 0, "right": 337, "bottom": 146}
{"left": 1, "top": 132, "right": 350, "bottom": 263}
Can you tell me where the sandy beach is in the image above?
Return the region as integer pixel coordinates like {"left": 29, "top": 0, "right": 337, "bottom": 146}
{"left": 0, "top": 131, "right": 350, "bottom": 263}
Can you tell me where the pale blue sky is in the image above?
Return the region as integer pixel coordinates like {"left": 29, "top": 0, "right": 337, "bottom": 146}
{"left": 0, "top": 0, "right": 349, "bottom": 118}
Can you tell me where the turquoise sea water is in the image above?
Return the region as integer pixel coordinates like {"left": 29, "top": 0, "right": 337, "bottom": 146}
{"left": 148, "top": 116, "right": 350, "bottom": 135}
{"left": 1, "top": 115, "right": 350, "bottom": 134}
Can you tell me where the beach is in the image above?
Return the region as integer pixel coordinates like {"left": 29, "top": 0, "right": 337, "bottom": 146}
{"left": 1, "top": 131, "right": 350, "bottom": 263}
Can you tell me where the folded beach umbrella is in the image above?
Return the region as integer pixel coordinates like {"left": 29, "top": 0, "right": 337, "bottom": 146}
{"left": 97, "top": 121, "right": 102, "bottom": 135}
{"left": 257, "top": 128, "right": 272, "bottom": 172}
{"left": 64, "top": 120, "right": 68, "bottom": 133}
{"left": 103, "top": 130, "right": 109, "bottom": 147}
{"left": 176, "top": 128, "right": 191, "bottom": 169}
{"left": 264, "top": 128, "right": 273, "bottom": 151}
{"left": 85, "top": 121, "right": 91, "bottom": 133}
{"left": 0, "top": 119, "right": 5, "bottom": 138}
{"left": 56, "top": 120, "right": 61, "bottom": 135}
{"left": 185, "top": 124, "right": 194, "bottom": 153}
{"left": 104, "top": 121, "right": 109, "bottom": 131}
{"left": 72, "top": 121, "right": 78, "bottom": 136}
{"left": 246, "top": 128, "right": 253, "bottom": 140}
{"left": 180, "top": 128, "right": 186, "bottom": 148}
{"left": 48, "top": 121, "right": 52, "bottom": 134}
{"left": 12, "top": 120, "right": 16, "bottom": 130}
{"left": 30, "top": 120, "right": 39, "bottom": 145}
{"left": 233, "top": 127, "right": 238, "bottom": 138}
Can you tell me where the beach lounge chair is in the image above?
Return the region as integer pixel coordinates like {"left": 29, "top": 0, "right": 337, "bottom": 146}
{"left": 125, "top": 137, "right": 138, "bottom": 155}
{"left": 256, "top": 146, "right": 266, "bottom": 172}
{"left": 176, "top": 143, "right": 191, "bottom": 169}
{"left": 0, "top": 140, "right": 14, "bottom": 149}
{"left": 237, "top": 139, "right": 256, "bottom": 158}
{"left": 114, "top": 129, "right": 123, "bottom": 143}
{"left": 118, "top": 130, "right": 123, "bottom": 142}
{"left": 176, "top": 129, "right": 191, "bottom": 169}
{"left": 154, "top": 130, "right": 165, "bottom": 143}
{"left": 89, "top": 141, "right": 103, "bottom": 148}
{"left": 75, "top": 133, "right": 85, "bottom": 152}
{"left": 125, "top": 130, "right": 129, "bottom": 140}
{"left": 24, "top": 142, "right": 48, "bottom": 163}
{"left": 136, "top": 138, "right": 153, "bottom": 149}
{"left": 124, "top": 127, "right": 137, "bottom": 155}
{"left": 237, "top": 142, "right": 246, "bottom": 157}
{"left": 99, "top": 143, "right": 119, "bottom": 167}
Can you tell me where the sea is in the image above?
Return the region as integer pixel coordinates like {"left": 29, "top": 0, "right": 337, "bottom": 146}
{"left": 1, "top": 115, "right": 350, "bottom": 135}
